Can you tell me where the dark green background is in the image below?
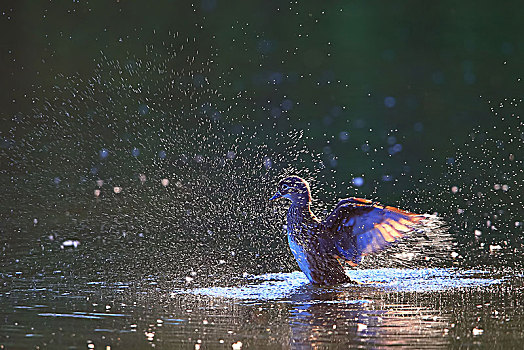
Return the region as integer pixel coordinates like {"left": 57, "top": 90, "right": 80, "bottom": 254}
{"left": 0, "top": 1, "right": 522, "bottom": 277}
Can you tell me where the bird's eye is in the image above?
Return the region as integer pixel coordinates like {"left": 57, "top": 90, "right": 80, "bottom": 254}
{"left": 281, "top": 184, "right": 290, "bottom": 191}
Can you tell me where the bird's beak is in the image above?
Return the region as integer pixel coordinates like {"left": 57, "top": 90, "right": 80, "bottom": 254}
{"left": 269, "top": 191, "right": 282, "bottom": 201}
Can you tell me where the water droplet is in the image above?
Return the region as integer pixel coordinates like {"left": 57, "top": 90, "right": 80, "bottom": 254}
{"left": 357, "top": 323, "right": 367, "bottom": 332}
{"left": 99, "top": 148, "right": 109, "bottom": 159}
{"left": 352, "top": 177, "right": 364, "bottom": 187}
{"left": 339, "top": 131, "right": 349, "bottom": 142}
{"left": 384, "top": 96, "right": 396, "bottom": 108}
{"left": 61, "top": 240, "right": 80, "bottom": 249}
{"left": 263, "top": 157, "right": 273, "bottom": 169}
{"left": 472, "top": 327, "right": 484, "bottom": 336}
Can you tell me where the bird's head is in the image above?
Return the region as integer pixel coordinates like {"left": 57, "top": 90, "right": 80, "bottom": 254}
{"left": 269, "top": 176, "right": 312, "bottom": 205}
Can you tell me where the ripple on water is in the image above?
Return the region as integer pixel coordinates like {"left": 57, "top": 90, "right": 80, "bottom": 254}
{"left": 38, "top": 313, "right": 103, "bottom": 319}
{"left": 178, "top": 268, "right": 500, "bottom": 301}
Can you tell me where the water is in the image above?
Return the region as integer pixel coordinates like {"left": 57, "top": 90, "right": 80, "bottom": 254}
{"left": 2, "top": 267, "right": 522, "bottom": 349}
{"left": 2, "top": 173, "right": 522, "bottom": 348}
{"left": 2, "top": 1, "right": 524, "bottom": 348}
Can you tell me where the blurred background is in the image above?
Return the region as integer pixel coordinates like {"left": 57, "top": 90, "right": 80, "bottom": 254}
{"left": 0, "top": 1, "right": 522, "bottom": 281}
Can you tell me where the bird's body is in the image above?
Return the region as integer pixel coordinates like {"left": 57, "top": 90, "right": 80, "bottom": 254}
{"left": 285, "top": 203, "right": 353, "bottom": 285}
{"left": 271, "top": 176, "right": 425, "bottom": 285}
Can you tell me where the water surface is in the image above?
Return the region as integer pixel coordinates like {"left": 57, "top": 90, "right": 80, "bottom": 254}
{"left": 2, "top": 267, "right": 522, "bottom": 349}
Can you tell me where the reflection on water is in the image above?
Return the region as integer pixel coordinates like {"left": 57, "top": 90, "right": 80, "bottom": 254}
{"left": 179, "top": 269, "right": 499, "bottom": 348}
{"left": 1, "top": 267, "right": 522, "bottom": 349}
{"left": 185, "top": 268, "right": 499, "bottom": 300}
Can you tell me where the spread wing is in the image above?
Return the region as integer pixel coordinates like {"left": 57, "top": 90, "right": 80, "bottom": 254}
{"left": 321, "top": 197, "right": 424, "bottom": 265}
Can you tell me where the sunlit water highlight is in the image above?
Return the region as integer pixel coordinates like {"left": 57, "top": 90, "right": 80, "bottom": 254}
{"left": 182, "top": 268, "right": 500, "bottom": 301}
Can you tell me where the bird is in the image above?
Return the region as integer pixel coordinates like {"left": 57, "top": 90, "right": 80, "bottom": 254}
{"left": 270, "top": 175, "right": 427, "bottom": 285}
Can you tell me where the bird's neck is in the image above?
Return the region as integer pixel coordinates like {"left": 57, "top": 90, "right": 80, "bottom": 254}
{"left": 287, "top": 202, "right": 317, "bottom": 241}
{"left": 288, "top": 202, "right": 315, "bottom": 221}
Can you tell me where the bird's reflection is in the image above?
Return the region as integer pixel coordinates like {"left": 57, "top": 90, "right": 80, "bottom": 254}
{"left": 174, "top": 269, "right": 498, "bottom": 348}
{"left": 69, "top": 265, "right": 509, "bottom": 350}
{"left": 285, "top": 284, "right": 450, "bottom": 349}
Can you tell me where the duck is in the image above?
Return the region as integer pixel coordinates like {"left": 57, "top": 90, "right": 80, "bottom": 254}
{"left": 270, "top": 175, "right": 426, "bottom": 285}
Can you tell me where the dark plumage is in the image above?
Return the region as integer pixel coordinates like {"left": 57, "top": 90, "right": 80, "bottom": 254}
{"left": 270, "top": 175, "right": 426, "bottom": 285}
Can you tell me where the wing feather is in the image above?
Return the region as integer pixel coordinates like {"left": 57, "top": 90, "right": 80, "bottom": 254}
{"left": 321, "top": 197, "right": 423, "bottom": 265}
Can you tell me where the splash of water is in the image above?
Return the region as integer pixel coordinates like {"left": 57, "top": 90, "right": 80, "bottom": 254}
{"left": 176, "top": 268, "right": 500, "bottom": 302}
{"left": 1, "top": 36, "right": 337, "bottom": 282}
